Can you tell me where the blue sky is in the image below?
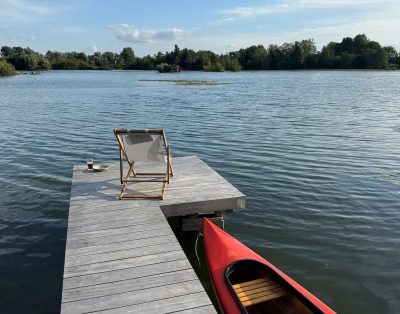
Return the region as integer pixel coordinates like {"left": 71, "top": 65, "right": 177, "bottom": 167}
{"left": 1, "top": 0, "right": 399, "bottom": 55}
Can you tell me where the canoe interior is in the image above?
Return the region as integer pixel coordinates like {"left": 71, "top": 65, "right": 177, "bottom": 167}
{"left": 225, "top": 259, "right": 323, "bottom": 314}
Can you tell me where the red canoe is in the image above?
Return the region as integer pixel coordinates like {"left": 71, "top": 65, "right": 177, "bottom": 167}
{"left": 203, "top": 218, "right": 335, "bottom": 314}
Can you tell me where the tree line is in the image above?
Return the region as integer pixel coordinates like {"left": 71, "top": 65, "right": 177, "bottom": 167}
{"left": 1, "top": 34, "right": 399, "bottom": 76}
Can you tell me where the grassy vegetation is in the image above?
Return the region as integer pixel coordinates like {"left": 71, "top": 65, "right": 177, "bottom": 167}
{"left": 139, "top": 79, "right": 230, "bottom": 85}
{"left": 0, "top": 59, "right": 16, "bottom": 76}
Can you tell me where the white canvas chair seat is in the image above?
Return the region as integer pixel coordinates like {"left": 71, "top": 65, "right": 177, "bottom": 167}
{"left": 122, "top": 134, "right": 166, "bottom": 163}
{"left": 114, "top": 129, "right": 173, "bottom": 200}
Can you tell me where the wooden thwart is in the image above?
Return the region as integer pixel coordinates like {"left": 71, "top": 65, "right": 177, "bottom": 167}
{"left": 233, "top": 276, "right": 287, "bottom": 307}
{"left": 241, "top": 291, "right": 288, "bottom": 307}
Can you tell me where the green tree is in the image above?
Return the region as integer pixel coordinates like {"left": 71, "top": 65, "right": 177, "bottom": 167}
{"left": 268, "top": 45, "right": 283, "bottom": 69}
{"left": 336, "top": 53, "right": 356, "bottom": 68}
{"left": 353, "top": 34, "right": 369, "bottom": 54}
{"left": 290, "top": 42, "right": 303, "bottom": 69}
{"left": 203, "top": 60, "right": 224, "bottom": 72}
{"left": 0, "top": 59, "right": 16, "bottom": 76}
{"left": 238, "top": 45, "right": 268, "bottom": 70}
{"left": 154, "top": 51, "right": 166, "bottom": 66}
{"left": 300, "top": 39, "right": 317, "bottom": 57}
{"left": 119, "top": 47, "right": 135, "bottom": 68}
{"left": 384, "top": 46, "right": 399, "bottom": 68}
{"left": 338, "top": 37, "right": 354, "bottom": 54}
{"left": 1, "top": 46, "right": 49, "bottom": 71}
{"left": 319, "top": 42, "right": 336, "bottom": 68}
{"left": 364, "top": 46, "right": 388, "bottom": 69}
{"left": 2, "top": 35, "right": 397, "bottom": 72}
{"left": 179, "top": 48, "right": 197, "bottom": 70}
{"left": 136, "top": 55, "right": 155, "bottom": 70}
{"left": 223, "top": 53, "right": 241, "bottom": 71}
{"left": 38, "top": 58, "right": 50, "bottom": 70}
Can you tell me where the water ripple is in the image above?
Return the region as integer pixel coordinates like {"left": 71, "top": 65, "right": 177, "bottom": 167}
{"left": 1, "top": 70, "right": 400, "bottom": 313}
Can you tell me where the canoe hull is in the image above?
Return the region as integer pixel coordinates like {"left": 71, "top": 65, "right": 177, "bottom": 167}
{"left": 202, "top": 218, "right": 335, "bottom": 314}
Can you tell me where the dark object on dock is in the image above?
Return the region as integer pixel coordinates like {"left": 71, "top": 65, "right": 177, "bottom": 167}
{"left": 157, "top": 63, "right": 181, "bottom": 73}
{"left": 114, "top": 129, "right": 173, "bottom": 200}
{"left": 203, "top": 218, "right": 335, "bottom": 314}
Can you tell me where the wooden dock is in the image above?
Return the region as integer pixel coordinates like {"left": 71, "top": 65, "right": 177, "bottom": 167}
{"left": 61, "top": 156, "right": 245, "bottom": 313}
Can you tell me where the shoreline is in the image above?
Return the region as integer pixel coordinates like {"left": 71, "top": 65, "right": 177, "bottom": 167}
{"left": 14, "top": 68, "right": 400, "bottom": 75}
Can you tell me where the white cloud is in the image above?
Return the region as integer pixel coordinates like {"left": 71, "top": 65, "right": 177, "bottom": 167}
{"left": 109, "top": 24, "right": 190, "bottom": 43}
{"left": 223, "top": 3, "right": 292, "bottom": 20}
{"left": 182, "top": 14, "right": 400, "bottom": 54}
{"left": 0, "top": 0, "right": 52, "bottom": 23}
{"left": 221, "top": 0, "right": 396, "bottom": 21}
{"left": 299, "top": 0, "right": 380, "bottom": 6}
{"left": 91, "top": 45, "right": 99, "bottom": 53}
{"left": 286, "top": 17, "right": 400, "bottom": 49}
{"left": 0, "top": 34, "right": 36, "bottom": 45}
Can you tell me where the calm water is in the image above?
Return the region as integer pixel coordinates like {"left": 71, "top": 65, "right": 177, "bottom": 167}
{"left": 0, "top": 70, "right": 400, "bottom": 313}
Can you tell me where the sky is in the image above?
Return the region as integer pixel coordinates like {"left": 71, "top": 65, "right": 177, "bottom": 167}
{"left": 0, "top": 0, "right": 399, "bottom": 56}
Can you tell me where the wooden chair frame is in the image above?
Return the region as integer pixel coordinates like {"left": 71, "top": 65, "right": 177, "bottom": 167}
{"left": 114, "top": 129, "right": 174, "bottom": 200}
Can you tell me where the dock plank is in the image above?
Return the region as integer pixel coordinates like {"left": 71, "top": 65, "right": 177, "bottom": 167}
{"left": 62, "top": 269, "right": 197, "bottom": 303}
{"left": 66, "top": 234, "right": 177, "bottom": 257}
{"left": 65, "top": 241, "right": 182, "bottom": 267}
{"left": 63, "top": 259, "right": 192, "bottom": 290}
{"left": 67, "top": 214, "right": 166, "bottom": 233}
{"left": 172, "top": 304, "right": 218, "bottom": 313}
{"left": 66, "top": 221, "right": 171, "bottom": 242}
{"left": 64, "top": 249, "right": 186, "bottom": 278}
{"left": 62, "top": 156, "right": 245, "bottom": 313}
{"left": 67, "top": 210, "right": 162, "bottom": 227}
{"left": 88, "top": 292, "right": 213, "bottom": 314}
{"left": 61, "top": 280, "right": 204, "bottom": 314}
{"left": 67, "top": 208, "right": 160, "bottom": 224}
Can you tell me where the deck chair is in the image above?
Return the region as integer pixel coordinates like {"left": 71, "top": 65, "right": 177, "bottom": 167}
{"left": 114, "top": 129, "right": 173, "bottom": 200}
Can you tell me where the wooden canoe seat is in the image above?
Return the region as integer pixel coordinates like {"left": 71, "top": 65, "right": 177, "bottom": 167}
{"left": 232, "top": 276, "right": 287, "bottom": 307}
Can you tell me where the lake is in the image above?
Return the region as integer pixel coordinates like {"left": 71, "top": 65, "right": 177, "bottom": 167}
{"left": 0, "top": 70, "right": 399, "bottom": 314}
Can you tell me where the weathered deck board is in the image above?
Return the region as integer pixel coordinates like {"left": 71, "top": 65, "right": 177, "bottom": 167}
{"left": 63, "top": 259, "right": 191, "bottom": 290}
{"left": 62, "top": 156, "right": 245, "bottom": 313}
{"left": 61, "top": 280, "right": 205, "bottom": 314}
{"left": 90, "top": 292, "right": 214, "bottom": 314}
{"left": 63, "top": 269, "right": 197, "bottom": 303}
{"left": 66, "top": 227, "right": 173, "bottom": 249}
{"left": 66, "top": 234, "right": 177, "bottom": 257}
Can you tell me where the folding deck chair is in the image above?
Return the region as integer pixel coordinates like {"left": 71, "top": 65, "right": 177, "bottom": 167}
{"left": 114, "top": 129, "right": 173, "bottom": 200}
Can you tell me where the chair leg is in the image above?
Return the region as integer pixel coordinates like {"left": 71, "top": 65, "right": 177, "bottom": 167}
{"left": 120, "top": 178, "right": 166, "bottom": 200}
{"left": 160, "top": 181, "right": 167, "bottom": 200}
{"left": 168, "top": 155, "right": 174, "bottom": 177}
{"left": 119, "top": 160, "right": 171, "bottom": 200}
{"left": 119, "top": 184, "right": 127, "bottom": 200}
{"left": 128, "top": 161, "right": 136, "bottom": 177}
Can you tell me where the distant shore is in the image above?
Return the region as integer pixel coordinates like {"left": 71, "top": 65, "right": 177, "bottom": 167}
{"left": 3, "top": 68, "right": 399, "bottom": 78}
{"left": 1, "top": 34, "right": 399, "bottom": 77}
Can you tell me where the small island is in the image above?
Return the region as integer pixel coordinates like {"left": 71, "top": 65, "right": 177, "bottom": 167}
{"left": 157, "top": 63, "right": 181, "bottom": 73}
{"left": 139, "top": 79, "right": 229, "bottom": 85}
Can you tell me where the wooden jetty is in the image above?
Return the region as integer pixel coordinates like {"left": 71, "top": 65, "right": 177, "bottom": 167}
{"left": 61, "top": 156, "right": 245, "bottom": 313}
